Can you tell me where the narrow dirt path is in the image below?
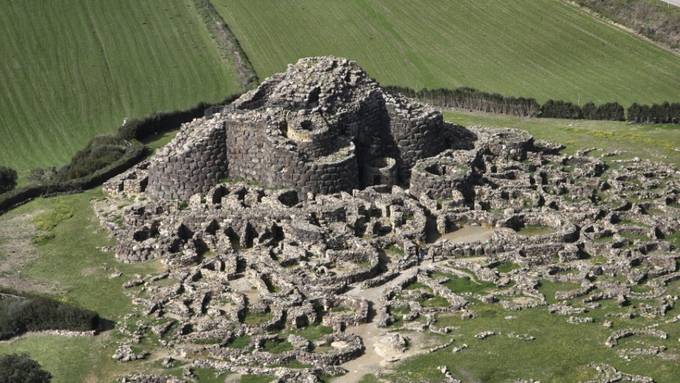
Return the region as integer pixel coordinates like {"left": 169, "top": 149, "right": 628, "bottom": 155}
{"left": 340, "top": 266, "right": 435, "bottom": 382}
{"left": 341, "top": 322, "right": 385, "bottom": 382}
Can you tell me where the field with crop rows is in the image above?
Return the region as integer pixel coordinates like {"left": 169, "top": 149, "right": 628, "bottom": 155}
{"left": 0, "top": 0, "right": 241, "bottom": 176}
{"left": 215, "top": 0, "right": 680, "bottom": 106}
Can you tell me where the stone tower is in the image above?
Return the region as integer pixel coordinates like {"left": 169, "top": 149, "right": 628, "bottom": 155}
{"left": 145, "top": 57, "right": 473, "bottom": 200}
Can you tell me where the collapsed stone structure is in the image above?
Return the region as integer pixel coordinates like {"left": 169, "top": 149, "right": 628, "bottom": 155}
{"left": 98, "top": 57, "right": 680, "bottom": 383}
{"left": 137, "top": 57, "right": 473, "bottom": 200}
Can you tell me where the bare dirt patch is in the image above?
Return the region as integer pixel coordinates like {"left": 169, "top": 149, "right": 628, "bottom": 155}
{"left": 230, "top": 275, "right": 262, "bottom": 304}
{"left": 438, "top": 224, "right": 494, "bottom": 244}
{"left": 342, "top": 323, "right": 445, "bottom": 383}
{"left": 342, "top": 266, "right": 448, "bottom": 382}
{"left": 0, "top": 211, "right": 58, "bottom": 292}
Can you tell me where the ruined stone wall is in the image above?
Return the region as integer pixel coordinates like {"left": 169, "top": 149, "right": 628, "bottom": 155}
{"left": 225, "top": 112, "right": 360, "bottom": 196}
{"left": 335, "top": 91, "right": 395, "bottom": 186}
{"left": 386, "top": 95, "right": 449, "bottom": 181}
{"left": 299, "top": 147, "right": 359, "bottom": 195}
{"left": 147, "top": 118, "right": 228, "bottom": 200}
{"left": 355, "top": 91, "right": 395, "bottom": 159}
{"left": 225, "top": 112, "right": 291, "bottom": 188}
{"left": 410, "top": 164, "right": 470, "bottom": 201}
{"left": 409, "top": 150, "right": 482, "bottom": 201}
{"left": 296, "top": 128, "right": 347, "bottom": 160}
{"left": 473, "top": 127, "right": 533, "bottom": 161}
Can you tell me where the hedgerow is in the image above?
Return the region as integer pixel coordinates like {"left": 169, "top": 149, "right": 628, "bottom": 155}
{"left": 0, "top": 290, "right": 99, "bottom": 340}
{"left": 385, "top": 85, "right": 675, "bottom": 123}
{"left": 0, "top": 93, "right": 242, "bottom": 214}
{"left": 0, "top": 166, "right": 17, "bottom": 194}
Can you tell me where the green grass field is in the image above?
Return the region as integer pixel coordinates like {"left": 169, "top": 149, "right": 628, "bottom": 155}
{"left": 0, "top": 0, "right": 241, "bottom": 176}
{"left": 214, "top": 0, "right": 680, "bottom": 106}
{"left": 388, "top": 301, "right": 680, "bottom": 382}
{"left": 0, "top": 189, "right": 163, "bottom": 382}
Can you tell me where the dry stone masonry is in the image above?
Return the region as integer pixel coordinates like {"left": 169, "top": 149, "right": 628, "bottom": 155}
{"left": 129, "top": 57, "right": 472, "bottom": 200}
{"left": 97, "top": 57, "right": 680, "bottom": 383}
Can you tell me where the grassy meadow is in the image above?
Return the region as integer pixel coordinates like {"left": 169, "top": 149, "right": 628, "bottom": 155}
{"left": 214, "top": 0, "right": 680, "bottom": 106}
{"left": 387, "top": 301, "right": 680, "bottom": 382}
{"left": 0, "top": 189, "right": 162, "bottom": 382}
{"left": 0, "top": 0, "right": 241, "bottom": 176}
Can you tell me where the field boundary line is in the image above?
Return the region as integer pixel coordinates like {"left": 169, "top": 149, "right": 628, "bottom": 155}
{"left": 561, "top": 0, "right": 680, "bottom": 57}
{"left": 190, "top": 0, "right": 259, "bottom": 89}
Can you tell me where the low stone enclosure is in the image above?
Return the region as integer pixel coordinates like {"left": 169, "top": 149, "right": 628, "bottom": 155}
{"left": 96, "top": 57, "right": 680, "bottom": 383}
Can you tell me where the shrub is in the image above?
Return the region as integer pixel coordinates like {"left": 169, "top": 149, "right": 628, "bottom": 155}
{"left": 0, "top": 292, "right": 99, "bottom": 340}
{"left": 118, "top": 109, "right": 205, "bottom": 141}
{"left": 598, "top": 102, "right": 626, "bottom": 121}
{"left": 539, "top": 100, "right": 583, "bottom": 119}
{"left": 582, "top": 102, "right": 625, "bottom": 121}
{"left": 26, "top": 167, "right": 59, "bottom": 184}
{"left": 54, "top": 135, "right": 130, "bottom": 181}
{"left": 0, "top": 353, "right": 51, "bottom": 383}
{"left": 0, "top": 166, "right": 18, "bottom": 194}
{"left": 0, "top": 138, "right": 146, "bottom": 214}
{"left": 118, "top": 93, "right": 241, "bottom": 141}
{"left": 582, "top": 102, "right": 597, "bottom": 120}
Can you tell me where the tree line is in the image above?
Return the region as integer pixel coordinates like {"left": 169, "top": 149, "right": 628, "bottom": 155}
{"left": 539, "top": 100, "right": 626, "bottom": 121}
{"left": 628, "top": 102, "right": 680, "bottom": 124}
{"left": 384, "top": 86, "right": 541, "bottom": 118}
{"left": 384, "top": 85, "right": 679, "bottom": 123}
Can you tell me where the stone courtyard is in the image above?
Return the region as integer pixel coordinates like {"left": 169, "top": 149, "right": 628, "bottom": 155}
{"left": 95, "top": 57, "right": 680, "bottom": 383}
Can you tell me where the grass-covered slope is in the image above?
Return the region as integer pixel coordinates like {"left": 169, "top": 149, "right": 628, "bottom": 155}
{"left": 0, "top": 0, "right": 241, "bottom": 175}
{"left": 0, "top": 190, "right": 162, "bottom": 383}
{"left": 214, "top": 0, "right": 680, "bottom": 106}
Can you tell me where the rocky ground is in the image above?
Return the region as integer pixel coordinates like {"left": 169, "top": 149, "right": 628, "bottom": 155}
{"left": 94, "top": 124, "right": 680, "bottom": 382}
{"left": 86, "top": 57, "right": 680, "bottom": 383}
